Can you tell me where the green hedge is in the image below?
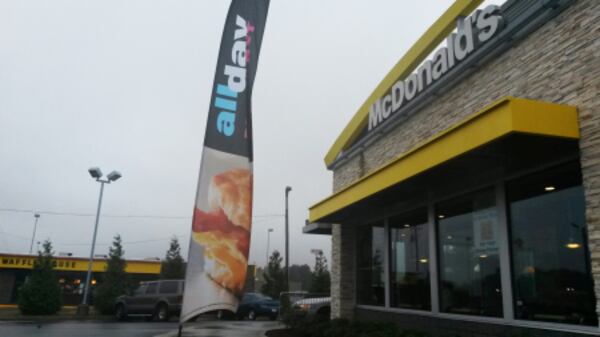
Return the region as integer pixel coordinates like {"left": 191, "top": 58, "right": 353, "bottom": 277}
{"left": 281, "top": 314, "right": 537, "bottom": 337}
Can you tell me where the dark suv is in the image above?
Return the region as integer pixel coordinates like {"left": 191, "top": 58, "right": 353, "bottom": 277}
{"left": 115, "top": 279, "right": 183, "bottom": 321}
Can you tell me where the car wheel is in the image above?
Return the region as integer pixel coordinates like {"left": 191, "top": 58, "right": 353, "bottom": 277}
{"left": 154, "top": 303, "right": 169, "bottom": 322}
{"left": 247, "top": 309, "right": 256, "bottom": 320}
{"left": 115, "top": 304, "right": 127, "bottom": 321}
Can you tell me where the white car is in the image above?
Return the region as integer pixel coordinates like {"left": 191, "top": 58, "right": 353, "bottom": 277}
{"left": 292, "top": 297, "right": 331, "bottom": 318}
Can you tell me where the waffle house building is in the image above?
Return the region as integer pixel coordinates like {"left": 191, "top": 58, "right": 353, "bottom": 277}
{"left": 305, "top": 0, "right": 600, "bottom": 335}
{"left": 0, "top": 253, "right": 161, "bottom": 305}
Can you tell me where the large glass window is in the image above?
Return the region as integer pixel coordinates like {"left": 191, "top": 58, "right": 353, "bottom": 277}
{"left": 357, "top": 222, "right": 385, "bottom": 306}
{"left": 389, "top": 208, "right": 430, "bottom": 310}
{"left": 508, "top": 163, "right": 597, "bottom": 326}
{"left": 437, "top": 188, "right": 503, "bottom": 317}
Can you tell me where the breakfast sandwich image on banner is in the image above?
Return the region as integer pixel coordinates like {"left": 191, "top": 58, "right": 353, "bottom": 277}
{"left": 181, "top": 148, "right": 253, "bottom": 321}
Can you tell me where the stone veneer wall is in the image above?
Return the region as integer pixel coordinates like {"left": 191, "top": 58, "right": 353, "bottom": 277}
{"left": 330, "top": 0, "right": 600, "bottom": 322}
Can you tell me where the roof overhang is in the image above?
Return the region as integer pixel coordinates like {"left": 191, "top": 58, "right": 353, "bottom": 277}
{"left": 308, "top": 97, "right": 579, "bottom": 226}
{"left": 302, "top": 222, "right": 332, "bottom": 235}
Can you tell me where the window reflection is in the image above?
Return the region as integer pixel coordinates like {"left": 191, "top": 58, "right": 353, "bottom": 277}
{"left": 508, "top": 163, "right": 597, "bottom": 326}
{"left": 389, "top": 208, "right": 430, "bottom": 310}
{"left": 357, "top": 222, "right": 385, "bottom": 306}
{"left": 437, "top": 188, "right": 503, "bottom": 317}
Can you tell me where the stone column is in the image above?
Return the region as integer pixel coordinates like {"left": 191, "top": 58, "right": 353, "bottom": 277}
{"left": 574, "top": 0, "right": 600, "bottom": 322}
{"left": 331, "top": 223, "right": 356, "bottom": 320}
{"left": 579, "top": 95, "right": 600, "bottom": 325}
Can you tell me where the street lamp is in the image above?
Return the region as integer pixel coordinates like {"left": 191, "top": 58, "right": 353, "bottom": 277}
{"left": 78, "top": 167, "right": 122, "bottom": 315}
{"left": 29, "top": 213, "right": 40, "bottom": 254}
{"left": 285, "top": 186, "right": 291, "bottom": 291}
{"left": 266, "top": 228, "right": 274, "bottom": 266}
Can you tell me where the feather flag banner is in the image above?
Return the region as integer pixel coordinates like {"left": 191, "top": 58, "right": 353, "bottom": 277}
{"left": 180, "top": 0, "right": 270, "bottom": 323}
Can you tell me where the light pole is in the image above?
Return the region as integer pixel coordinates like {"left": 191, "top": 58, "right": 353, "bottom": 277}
{"left": 285, "top": 186, "right": 291, "bottom": 291}
{"left": 29, "top": 213, "right": 40, "bottom": 254}
{"left": 310, "top": 249, "right": 323, "bottom": 266}
{"left": 78, "top": 167, "right": 121, "bottom": 315}
{"left": 266, "top": 228, "right": 273, "bottom": 266}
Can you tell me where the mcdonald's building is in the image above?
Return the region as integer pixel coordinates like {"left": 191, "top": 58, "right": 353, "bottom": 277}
{"left": 304, "top": 0, "right": 599, "bottom": 335}
{"left": 0, "top": 253, "right": 161, "bottom": 305}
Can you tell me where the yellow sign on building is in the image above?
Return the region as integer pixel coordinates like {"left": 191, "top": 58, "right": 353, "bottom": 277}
{"left": 0, "top": 253, "right": 161, "bottom": 274}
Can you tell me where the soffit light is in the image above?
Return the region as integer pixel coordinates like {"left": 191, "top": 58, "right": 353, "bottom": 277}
{"left": 544, "top": 186, "right": 556, "bottom": 192}
{"left": 565, "top": 233, "right": 581, "bottom": 249}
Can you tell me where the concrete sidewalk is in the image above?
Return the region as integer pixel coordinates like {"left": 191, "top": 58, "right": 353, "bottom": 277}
{"left": 156, "top": 320, "right": 282, "bottom": 337}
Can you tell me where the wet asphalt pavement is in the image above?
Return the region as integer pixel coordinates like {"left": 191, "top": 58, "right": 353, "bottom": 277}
{"left": 0, "top": 320, "right": 281, "bottom": 337}
{"left": 0, "top": 320, "right": 178, "bottom": 337}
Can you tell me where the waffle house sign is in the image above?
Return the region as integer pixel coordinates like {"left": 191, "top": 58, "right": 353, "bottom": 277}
{"left": 0, "top": 253, "right": 161, "bottom": 274}
{"left": 0, "top": 255, "right": 78, "bottom": 270}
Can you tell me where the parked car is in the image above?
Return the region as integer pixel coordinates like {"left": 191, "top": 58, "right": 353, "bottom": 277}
{"left": 292, "top": 296, "right": 331, "bottom": 319}
{"left": 234, "top": 292, "right": 279, "bottom": 320}
{"left": 114, "top": 279, "right": 184, "bottom": 321}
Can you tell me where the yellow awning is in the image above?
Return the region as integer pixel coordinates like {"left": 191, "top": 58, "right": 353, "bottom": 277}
{"left": 309, "top": 97, "right": 579, "bottom": 223}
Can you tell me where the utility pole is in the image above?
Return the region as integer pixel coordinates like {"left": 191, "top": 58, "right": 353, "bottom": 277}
{"left": 29, "top": 213, "right": 40, "bottom": 254}
{"left": 285, "top": 186, "right": 292, "bottom": 291}
{"left": 266, "top": 228, "right": 273, "bottom": 266}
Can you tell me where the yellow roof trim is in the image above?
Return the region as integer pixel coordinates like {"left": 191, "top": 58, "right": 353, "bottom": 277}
{"left": 310, "top": 97, "right": 579, "bottom": 223}
{"left": 324, "top": 0, "right": 484, "bottom": 167}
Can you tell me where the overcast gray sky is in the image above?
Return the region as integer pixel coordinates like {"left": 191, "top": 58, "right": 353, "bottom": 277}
{"left": 0, "top": 0, "right": 501, "bottom": 268}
